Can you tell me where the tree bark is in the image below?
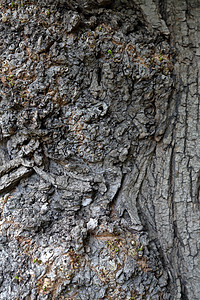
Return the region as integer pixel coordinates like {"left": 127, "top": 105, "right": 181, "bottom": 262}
{"left": 135, "top": 1, "right": 200, "bottom": 298}
{"left": 0, "top": 0, "right": 199, "bottom": 299}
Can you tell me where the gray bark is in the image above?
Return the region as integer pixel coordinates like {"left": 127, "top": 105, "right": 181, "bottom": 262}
{"left": 137, "top": 1, "right": 200, "bottom": 299}
{"left": 0, "top": 0, "right": 199, "bottom": 299}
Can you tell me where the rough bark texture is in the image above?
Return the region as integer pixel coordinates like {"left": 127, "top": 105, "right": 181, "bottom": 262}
{"left": 0, "top": 0, "right": 199, "bottom": 299}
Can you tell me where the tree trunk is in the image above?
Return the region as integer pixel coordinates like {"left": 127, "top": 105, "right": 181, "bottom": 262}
{"left": 0, "top": 0, "right": 199, "bottom": 299}
{"left": 135, "top": 1, "right": 200, "bottom": 298}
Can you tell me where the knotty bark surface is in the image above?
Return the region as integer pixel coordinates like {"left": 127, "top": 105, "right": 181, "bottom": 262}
{"left": 0, "top": 0, "right": 199, "bottom": 299}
